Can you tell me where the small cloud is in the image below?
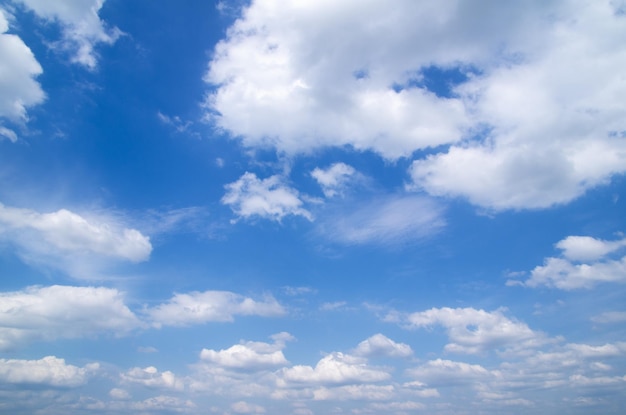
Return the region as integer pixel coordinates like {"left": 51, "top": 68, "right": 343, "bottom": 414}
{"left": 138, "top": 346, "right": 158, "bottom": 353}
{"left": 222, "top": 172, "right": 312, "bottom": 223}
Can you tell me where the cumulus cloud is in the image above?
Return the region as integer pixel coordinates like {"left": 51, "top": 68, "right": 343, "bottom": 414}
{"left": 0, "top": 202, "right": 152, "bottom": 278}
{"left": 0, "top": 356, "right": 99, "bottom": 387}
{"left": 0, "top": 7, "right": 45, "bottom": 140}
{"left": 512, "top": 235, "right": 626, "bottom": 290}
{"left": 0, "top": 285, "right": 141, "bottom": 351}
{"left": 200, "top": 333, "right": 292, "bottom": 370}
{"left": 279, "top": 352, "right": 390, "bottom": 385}
{"left": 121, "top": 366, "right": 184, "bottom": 391}
{"left": 311, "top": 163, "right": 358, "bottom": 198}
{"left": 403, "top": 307, "right": 544, "bottom": 354}
{"left": 206, "top": 0, "right": 626, "bottom": 210}
{"left": 222, "top": 172, "right": 312, "bottom": 222}
{"left": 591, "top": 311, "right": 626, "bottom": 324}
{"left": 318, "top": 195, "right": 444, "bottom": 245}
{"left": 13, "top": 0, "right": 121, "bottom": 69}
{"left": 353, "top": 333, "right": 413, "bottom": 358}
{"left": 147, "top": 290, "right": 285, "bottom": 327}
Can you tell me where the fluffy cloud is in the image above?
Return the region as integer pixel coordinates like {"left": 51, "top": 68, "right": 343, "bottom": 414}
{"left": 279, "top": 352, "right": 390, "bottom": 385}
{"left": 0, "top": 8, "right": 45, "bottom": 140}
{"left": 555, "top": 235, "right": 626, "bottom": 262}
{"left": 318, "top": 195, "right": 444, "bottom": 245}
{"left": 0, "top": 202, "right": 152, "bottom": 278}
{"left": 408, "top": 1, "right": 626, "bottom": 210}
{"left": 0, "top": 356, "right": 99, "bottom": 387}
{"left": 311, "top": 163, "right": 357, "bottom": 198}
{"left": 353, "top": 334, "right": 413, "bottom": 358}
{"left": 13, "top": 0, "right": 121, "bottom": 68}
{"left": 121, "top": 366, "right": 184, "bottom": 391}
{"left": 200, "top": 333, "right": 292, "bottom": 370}
{"left": 403, "top": 307, "right": 544, "bottom": 354}
{"left": 513, "top": 235, "right": 626, "bottom": 289}
{"left": 147, "top": 290, "right": 285, "bottom": 327}
{"left": 206, "top": 0, "right": 626, "bottom": 210}
{"left": 222, "top": 172, "right": 312, "bottom": 222}
{"left": 0, "top": 285, "right": 141, "bottom": 351}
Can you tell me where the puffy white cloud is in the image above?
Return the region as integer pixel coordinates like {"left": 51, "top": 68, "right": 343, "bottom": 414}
{"left": 222, "top": 172, "right": 312, "bottom": 222}
{"left": 0, "top": 7, "right": 45, "bottom": 140}
{"left": 279, "top": 352, "right": 390, "bottom": 385}
{"left": 121, "top": 366, "right": 184, "bottom": 391}
{"left": 311, "top": 163, "right": 357, "bottom": 198}
{"left": 206, "top": 0, "right": 626, "bottom": 210}
{"left": 0, "top": 202, "right": 152, "bottom": 278}
{"left": 13, "top": 0, "right": 121, "bottom": 68}
{"left": 318, "top": 195, "right": 444, "bottom": 245}
{"left": 404, "top": 307, "right": 544, "bottom": 354}
{"left": 353, "top": 334, "right": 413, "bottom": 358}
{"left": 0, "top": 285, "right": 141, "bottom": 351}
{"left": 513, "top": 235, "right": 626, "bottom": 289}
{"left": 556, "top": 235, "right": 626, "bottom": 262}
{"left": 147, "top": 290, "right": 285, "bottom": 327}
{"left": 0, "top": 356, "right": 99, "bottom": 387}
{"left": 109, "top": 388, "right": 131, "bottom": 400}
{"left": 200, "top": 333, "right": 291, "bottom": 370}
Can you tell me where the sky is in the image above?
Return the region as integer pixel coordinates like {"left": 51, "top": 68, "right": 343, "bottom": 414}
{"left": 0, "top": 0, "right": 626, "bottom": 414}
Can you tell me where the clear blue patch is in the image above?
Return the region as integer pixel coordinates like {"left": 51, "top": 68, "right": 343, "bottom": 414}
{"left": 392, "top": 65, "right": 477, "bottom": 98}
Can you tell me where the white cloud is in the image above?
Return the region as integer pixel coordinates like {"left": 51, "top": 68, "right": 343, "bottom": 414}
{"left": 408, "top": 1, "right": 626, "bottom": 210}
{"left": 555, "top": 235, "right": 626, "bottom": 262}
{"left": 130, "top": 395, "right": 196, "bottom": 412}
{"left": 318, "top": 195, "right": 444, "bottom": 245}
{"left": 0, "top": 356, "right": 99, "bottom": 387}
{"left": 206, "top": 0, "right": 626, "bottom": 210}
{"left": 109, "top": 388, "right": 131, "bottom": 400}
{"left": 513, "top": 235, "right": 626, "bottom": 290}
{"left": 591, "top": 311, "right": 626, "bottom": 324}
{"left": 407, "top": 359, "right": 496, "bottom": 385}
{"left": 222, "top": 172, "right": 312, "bottom": 222}
{"left": 311, "top": 163, "right": 357, "bottom": 198}
{"left": 121, "top": 366, "right": 184, "bottom": 391}
{"left": 14, "top": 0, "right": 121, "bottom": 69}
{"left": 0, "top": 202, "right": 152, "bottom": 278}
{"left": 0, "top": 7, "right": 45, "bottom": 139}
{"left": 311, "top": 384, "right": 395, "bottom": 401}
{"left": 404, "top": 307, "right": 544, "bottom": 354}
{"left": 231, "top": 401, "right": 266, "bottom": 414}
{"left": 353, "top": 334, "right": 413, "bottom": 358}
{"left": 200, "top": 333, "right": 291, "bottom": 370}
{"left": 147, "top": 290, "right": 285, "bottom": 327}
{"left": 279, "top": 352, "right": 390, "bottom": 385}
{"left": 0, "top": 285, "right": 141, "bottom": 351}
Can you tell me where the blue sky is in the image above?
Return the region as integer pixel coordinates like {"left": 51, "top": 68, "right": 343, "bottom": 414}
{"left": 1, "top": 0, "right": 626, "bottom": 414}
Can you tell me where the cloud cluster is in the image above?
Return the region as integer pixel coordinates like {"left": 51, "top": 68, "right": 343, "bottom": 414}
{"left": 512, "top": 235, "right": 626, "bottom": 289}
{"left": 0, "top": 285, "right": 287, "bottom": 351}
{"left": 0, "top": 356, "right": 99, "bottom": 387}
{"left": 310, "top": 163, "right": 357, "bottom": 198}
{"left": 200, "top": 333, "right": 292, "bottom": 370}
{"left": 147, "top": 290, "right": 285, "bottom": 327}
{"left": 0, "top": 285, "right": 141, "bottom": 351}
{"left": 401, "top": 307, "right": 545, "bottom": 354}
{"left": 206, "top": 0, "right": 626, "bottom": 210}
{"left": 13, "top": 0, "right": 120, "bottom": 69}
{"left": 0, "top": 8, "right": 45, "bottom": 141}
